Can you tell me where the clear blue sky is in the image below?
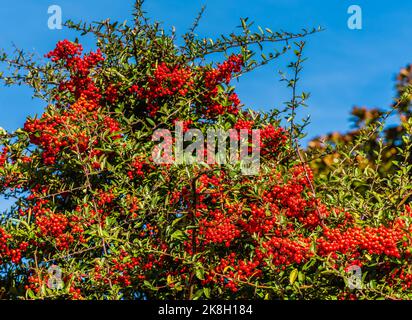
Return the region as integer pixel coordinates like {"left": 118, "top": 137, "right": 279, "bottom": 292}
{"left": 1, "top": 0, "right": 411, "bottom": 138}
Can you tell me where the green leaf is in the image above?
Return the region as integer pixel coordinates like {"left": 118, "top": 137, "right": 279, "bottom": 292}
{"left": 26, "top": 289, "right": 36, "bottom": 299}
{"left": 298, "top": 271, "right": 305, "bottom": 283}
{"left": 171, "top": 230, "right": 185, "bottom": 240}
{"left": 203, "top": 287, "right": 211, "bottom": 299}
{"left": 146, "top": 118, "right": 155, "bottom": 127}
{"left": 144, "top": 280, "right": 154, "bottom": 290}
{"left": 289, "top": 269, "right": 298, "bottom": 285}
{"left": 192, "top": 289, "right": 204, "bottom": 300}
{"left": 195, "top": 268, "right": 205, "bottom": 280}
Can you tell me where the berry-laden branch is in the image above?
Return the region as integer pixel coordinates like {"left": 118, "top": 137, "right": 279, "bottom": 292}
{"left": 0, "top": 1, "right": 411, "bottom": 301}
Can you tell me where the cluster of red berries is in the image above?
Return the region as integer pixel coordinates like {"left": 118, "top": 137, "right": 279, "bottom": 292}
{"left": 19, "top": 187, "right": 88, "bottom": 251}
{"left": 118, "top": 55, "right": 243, "bottom": 119}
{"left": 68, "top": 286, "right": 83, "bottom": 300}
{"left": 129, "top": 62, "right": 193, "bottom": 116}
{"left": 127, "top": 157, "right": 155, "bottom": 180}
{"left": 151, "top": 63, "right": 194, "bottom": 97}
{"left": 260, "top": 124, "right": 287, "bottom": 156}
{"left": 128, "top": 158, "right": 145, "bottom": 179}
{"left": 317, "top": 225, "right": 404, "bottom": 258}
{"left": 389, "top": 268, "right": 412, "bottom": 290}
{"left": 96, "top": 190, "right": 115, "bottom": 207}
{"left": 26, "top": 273, "right": 41, "bottom": 293}
{"left": 45, "top": 40, "right": 83, "bottom": 62}
{"left": 231, "top": 120, "right": 287, "bottom": 159}
{"left": 337, "top": 291, "right": 358, "bottom": 300}
{"left": 46, "top": 40, "right": 104, "bottom": 102}
{"left": 291, "top": 164, "right": 314, "bottom": 187}
{"left": 24, "top": 95, "right": 122, "bottom": 165}
{"left": 35, "top": 213, "right": 84, "bottom": 250}
{"left": 209, "top": 253, "right": 261, "bottom": 293}
{"left": 200, "top": 55, "right": 244, "bottom": 118}
{"left": 24, "top": 115, "right": 66, "bottom": 165}
{"left": 234, "top": 119, "right": 255, "bottom": 131}
{"left": 36, "top": 213, "right": 69, "bottom": 237}
{"left": 199, "top": 210, "right": 240, "bottom": 247}
{"left": 172, "top": 118, "right": 193, "bottom": 133}
{"left": 0, "top": 147, "right": 8, "bottom": 168}
{"left": 105, "top": 84, "right": 119, "bottom": 103}
{"left": 107, "top": 250, "right": 142, "bottom": 286}
{"left": 0, "top": 228, "right": 12, "bottom": 263}
{"left": 260, "top": 165, "right": 327, "bottom": 228}
{"left": 161, "top": 160, "right": 412, "bottom": 295}
{"left": 238, "top": 203, "right": 278, "bottom": 235}
{"left": 258, "top": 236, "right": 311, "bottom": 266}
{"left": 0, "top": 228, "right": 27, "bottom": 263}
{"left": 204, "top": 54, "right": 243, "bottom": 87}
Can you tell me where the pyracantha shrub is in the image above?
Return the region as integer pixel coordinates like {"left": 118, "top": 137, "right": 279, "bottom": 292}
{"left": 0, "top": 2, "right": 411, "bottom": 300}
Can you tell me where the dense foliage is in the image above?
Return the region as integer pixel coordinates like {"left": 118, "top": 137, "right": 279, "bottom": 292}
{"left": 308, "top": 63, "right": 412, "bottom": 177}
{"left": 0, "top": 2, "right": 411, "bottom": 300}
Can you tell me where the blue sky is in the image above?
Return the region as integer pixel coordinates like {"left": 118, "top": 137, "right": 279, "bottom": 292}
{"left": 1, "top": 0, "right": 411, "bottom": 139}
